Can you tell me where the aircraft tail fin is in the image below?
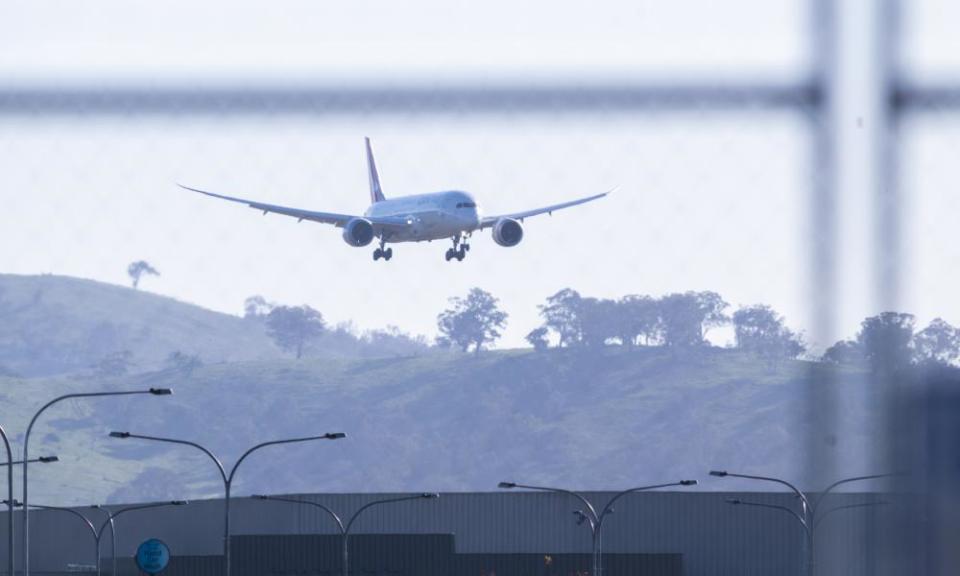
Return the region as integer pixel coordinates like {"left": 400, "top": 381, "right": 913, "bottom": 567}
{"left": 365, "top": 137, "right": 387, "bottom": 203}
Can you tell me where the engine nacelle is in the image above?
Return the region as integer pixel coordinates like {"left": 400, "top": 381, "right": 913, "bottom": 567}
{"left": 492, "top": 218, "right": 524, "bottom": 247}
{"left": 342, "top": 218, "right": 375, "bottom": 247}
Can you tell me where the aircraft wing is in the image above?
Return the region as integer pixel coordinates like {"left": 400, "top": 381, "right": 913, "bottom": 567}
{"left": 479, "top": 188, "right": 614, "bottom": 229}
{"left": 179, "top": 184, "right": 409, "bottom": 229}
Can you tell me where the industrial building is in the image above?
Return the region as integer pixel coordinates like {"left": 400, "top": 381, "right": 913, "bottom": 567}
{"left": 1, "top": 490, "right": 887, "bottom": 576}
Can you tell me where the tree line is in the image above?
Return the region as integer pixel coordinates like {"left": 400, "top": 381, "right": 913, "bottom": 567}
{"left": 437, "top": 288, "right": 803, "bottom": 363}
{"left": 247, "top": 287, "right": 960, "bottom": 370}
{"left": 823, "top": 312, "right": 960, "bottom": 371}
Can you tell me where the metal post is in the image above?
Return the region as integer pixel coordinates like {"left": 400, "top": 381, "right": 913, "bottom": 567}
{"left": 717, "top": 471, "right": 893, "bottom": 576}
{"left": 109, "top": 517, "right": 116, "bottom": 576}
{"left": 591, "top": 529, "right": 597, "bottom": 576}
{"left": 253, "top": 496, "right": 345, "bottom": 575}
{"left": 18, "top": 504, "right": 98, "bottom": 575}
{"left": 499, "top": 481, "right": 696, "bottom": 576}
{"left": 342, "top": 528, "right": 349, "bottom": 576}
{"left": 21, "top": 388, "right": 171, "bottom": 576}
{"left": 109, "top": 431, "right": 344, "bottom": 576}
{"left": 253, "top": 493, "right": 434, "bottom": 576}
{"left": 92, "top": 501, "right": 188, "bottom": 576}
{"left": 0, "top": 425, "right": 12, "bottom": 576}
{"left": 224, "top": 481, "right": 231, "bottom": 576}
{"left": 341, "top": 494, "right": 438, "bottom": 576}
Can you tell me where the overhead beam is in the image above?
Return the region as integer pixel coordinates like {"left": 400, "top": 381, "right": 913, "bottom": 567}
{"left": 0, "top": 82, "right": 819, "bottom": 116}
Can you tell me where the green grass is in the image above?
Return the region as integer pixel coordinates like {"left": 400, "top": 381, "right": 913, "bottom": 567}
{"left": 0, "top": 273, "right": 281, "bottom": 377}
{"left": 1, "top": 345, "right": 878, "bottom": 506}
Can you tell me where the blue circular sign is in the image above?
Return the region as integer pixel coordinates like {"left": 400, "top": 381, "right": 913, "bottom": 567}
{"left": 135, "top": 538, "right": 170, "bottom": 575}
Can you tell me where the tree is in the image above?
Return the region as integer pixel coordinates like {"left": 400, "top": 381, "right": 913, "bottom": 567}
{"left": 526, "top": 327, "right": 550, "bottom": 351}
{"left": 857, "top": 312, "right": 915, "bottom": 373}
{"left": 266, "top": 305, "right": 326, "bottom": 359}
{"left": 243, "top": 295, "right": 274, "bottom": 319}
{"left": 914, "top": 318, "right": 960, "bottom": 366}
{"left": 127, "top": 261, "right": 159, "bottom": 289}
{"left": 615, "top": 295, "right": 662, "bottom": 346}
{"left": 538, "top": 289, "right": 582, "bottom": 347}
{"left": 732, "top": 304, "right": 805, "bottom": 362}
{"left": 437, "top": 288, "right": 508, "bottom": 355}
{"left": 821, "top": 339, "right": 864, "bottom": 365}
{"left": 658, "top": 291, "right": 729, "bottom": 348}
{"left": 578, "top": 298, "right": 620, "bottom": 348}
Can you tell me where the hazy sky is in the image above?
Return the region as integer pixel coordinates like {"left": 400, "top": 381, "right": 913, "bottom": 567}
{"left": 1, "top": 0, "right": 958, "bottom": 350}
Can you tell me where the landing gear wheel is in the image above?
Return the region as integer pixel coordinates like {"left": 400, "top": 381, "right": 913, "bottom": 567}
{"left": 373, "top": 248, "right": 383, "bottom": 261}
{"left": 445, "top": 248, "right": 455, "bottom": 262}
{"left": 383, "top": 247, "right": 393, "bottom": 261}
{"left": 456, "top": 248, "right": 465, "bottom": 261}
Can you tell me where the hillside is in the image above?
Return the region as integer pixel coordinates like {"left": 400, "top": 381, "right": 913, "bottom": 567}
{"left": 0, "top": 273, "right": 434, "bottom": 378}
{"left": 0, "top": 274, "right": 284, "bottom": 377}
{"left": 0, "top": 347, "right": 881, "bottom": 506}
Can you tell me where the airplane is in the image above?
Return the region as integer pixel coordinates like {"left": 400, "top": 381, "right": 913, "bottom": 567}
{"left": 179, "top": 138, "right": 611, "bottom": 262}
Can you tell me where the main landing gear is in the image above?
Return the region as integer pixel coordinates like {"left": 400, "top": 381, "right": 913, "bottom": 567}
{"left": 373, "top": 240, "right": 393, "bottom": 261}
{"left": 445, "top": 235, "right": 469, "bottom": 262}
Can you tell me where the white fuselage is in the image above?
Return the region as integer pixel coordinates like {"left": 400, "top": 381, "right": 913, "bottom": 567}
{"left": 364, "top": 190, "right": 481, "bottom": 243}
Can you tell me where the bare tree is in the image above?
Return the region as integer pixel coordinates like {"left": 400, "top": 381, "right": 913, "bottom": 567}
{"left": 127, "top": 260, "right": 160, "bottom": 289}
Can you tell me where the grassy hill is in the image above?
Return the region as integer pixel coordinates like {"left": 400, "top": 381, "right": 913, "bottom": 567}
{"left": 0, "top": 274, "right": 425, "bottom": 378}
{"left": 0, "top": 274, "right": 283, "bottom": 376}
{"left": 1, "top": 347, "right": 881, "bottom": 506}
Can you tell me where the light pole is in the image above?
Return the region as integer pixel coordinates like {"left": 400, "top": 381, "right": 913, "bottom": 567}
{"left": 710, "top": 470, "right": 894, "bottom": 576}
{"left": 21, "top": 387, "right": 172, "bottom": 576}
{"left": 498, "top": 480, "right": 698, "bottom": 576}
{"left": 1, "top": 424, "right": 12, "bottom": 576}
{"left": 0, "top": 452, "right": 56, "bottom": 576}
{"left": 94, "top": 500, "right": 188, "bottom": 576}
{"left": 252, "top": 492, "right": 438, "bottom": 576}
{"left": 7, "top": 501, "right": 100, "bottom": 575}
{"left": 109, "top": 431, "right": 345, "bottom": 576}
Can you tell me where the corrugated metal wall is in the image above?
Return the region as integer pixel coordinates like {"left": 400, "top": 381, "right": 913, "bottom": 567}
{"left": 0, "top": 491, "right": 887, "bottom": 576}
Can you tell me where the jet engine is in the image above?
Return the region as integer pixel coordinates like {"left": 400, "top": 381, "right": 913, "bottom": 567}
{"left": 342, "top": 218, "right": 375, "bottom": 247}
{"left": 492, "top": 218, "right": 524, "bottom": 247}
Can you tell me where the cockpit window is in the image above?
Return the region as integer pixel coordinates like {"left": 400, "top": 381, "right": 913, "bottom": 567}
{"left": 456, "top": 202, "right": 477, "bottom": 208}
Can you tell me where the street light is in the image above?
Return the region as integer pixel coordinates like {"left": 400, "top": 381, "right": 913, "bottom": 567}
{"left": 711, "top": 471, "right": 895, "bottom": 576}
{"left": 109, "top": 431, "right": 345, "bottom": 576}
{"left": 1, "top": 424, "right": 13, "bottom": 576}
{"left": 0, "top": 449, "right": 57, "bottom": 576}
{"left": 22, "top": 388, "right": 172, "bottom": 576}
{"left": 252, "top": 492, "right": 438, "bottom": 576}
{"left": 94, "top": 500, "right": 188, "bottom": 576}
{"left": 6, "top": 499, "right": 185, "bottom": 576}
{"left": 498, "top": 480, "right": 697, "bottom": 576}
{"left": 8, "top": 501, "right": 101, "bottom": 575}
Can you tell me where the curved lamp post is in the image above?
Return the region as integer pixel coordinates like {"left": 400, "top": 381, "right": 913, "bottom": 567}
{"left": 710, "top": 470, "right": 894, "bottom": 576}
{"left": 22, "top": 387, "right": 172, "bottom": 576}
{"left": 252, "top": 492, "right": 438, "bottom": 576}
{"left": 109, "top": 431, "right": 345, "bottom": 576}
{"left": 0, "top": 452, "right": 56, "bottom": 576}
{"left": 94, "top": 500, "right": 188, "bottom": 576}
{"left": 498, "top": 480, "right": 698, "bottom": 576}
{"left": 1, "top": 424, "right": 12, "bottom": 576}
{"left": 7, "top": 501, "right": 100, "bottom": 575}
